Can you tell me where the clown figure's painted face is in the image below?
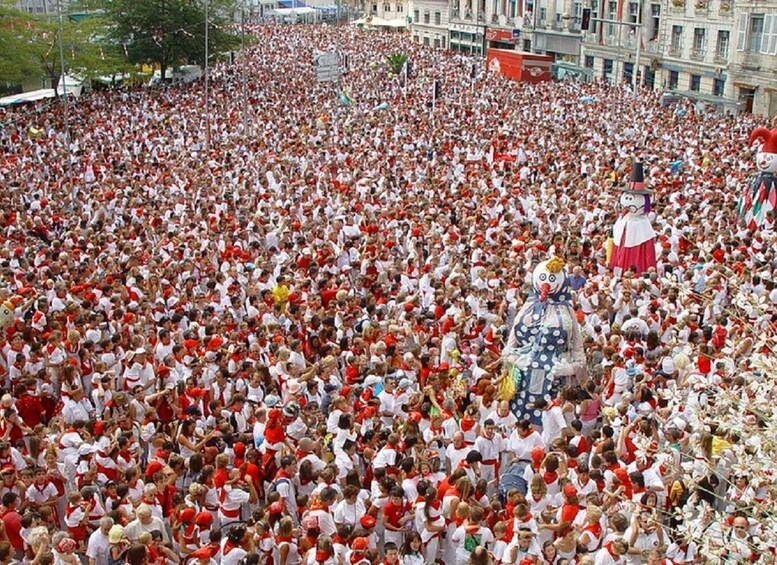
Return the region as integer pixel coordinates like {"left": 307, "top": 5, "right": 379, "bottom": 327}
{"left": 619, "top": 192, "right": 648, "bottom": 216}
{"left": 532, "top": 260, "right": 566, "bottom": 301}
{"left": 756, "top": 151, "right": 777, "bottom": 174}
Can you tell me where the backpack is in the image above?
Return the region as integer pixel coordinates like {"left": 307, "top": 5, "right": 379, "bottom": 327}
{"left": 268, "top": 476, "right": 290, "bottom": 495}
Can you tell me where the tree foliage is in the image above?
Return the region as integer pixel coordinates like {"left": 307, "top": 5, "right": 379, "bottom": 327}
{"left": 0, "top": 2, "right": 41, "bottom": 84}
{"left": 0, "top": 1, "right": 131, "bottom": 89}
{"left": 103, "top": 0, "right": 240, "bottom": 80}
{"left": 385, "top": 52, "right": 407, "bottom": 75}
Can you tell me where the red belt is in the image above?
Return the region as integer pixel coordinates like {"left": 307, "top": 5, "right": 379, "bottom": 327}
{"left": 481, "top": 459, "right": 500, "bottom": 479}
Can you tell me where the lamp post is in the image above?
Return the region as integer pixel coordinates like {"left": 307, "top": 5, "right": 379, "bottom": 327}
{"left": 204, "top": 0, "right": 211, "bottom": 152}
{"left": 55, "top": 0, "right": 75, "bottom": 202}
{"left": 592, "top": 11, "right": 643, "bottom": 100}
{"left": 241, "top": 0, "right": 249, "bottom": 138}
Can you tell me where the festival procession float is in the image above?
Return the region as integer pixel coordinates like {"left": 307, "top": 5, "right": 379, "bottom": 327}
{"left": 738, "top": 127, "right": 777, "bottom": 229}
{"left": 499, "top": 257, "right": 586, "bottom": 423}
{"left": 608, "top": 162, "right": 658, "bottom": 276}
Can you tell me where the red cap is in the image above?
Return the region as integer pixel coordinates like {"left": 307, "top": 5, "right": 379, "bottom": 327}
{"left": 564, "top": 484, "right": 578, "bottom": 498}
{"left": 179, "top": 507, "right": 196, "bottom": 523}
{"left": 360, "top": 516, "right": 376, "bottom": 528}
{"left": 531, "top": 447, "right": 544, "bottom": 462}
{"left": 195, "top": 512, "right": 213, "bottom": 527}
{"left": 145, "top": 461, "right": 164, "bottom": 478}
{"left": 233, "top": 442, "right": 246, "bottom": 457}
{"left": 269, "top": 501, "right": 284, "bottom": 514}
{"left": 438, "top": 362, "right": 450, "bottom": 371}
{"left": 189, "top": 547, "right": 215, "bottom": 560}
{"left": 352, "top": 537, "right": 369, "bottom": 551}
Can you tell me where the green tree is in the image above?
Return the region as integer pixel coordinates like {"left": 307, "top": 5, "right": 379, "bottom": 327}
{"left": 385, "top": 52, "right": 408, "bottom": 75}
{"left": 0, "top": 1, "right": 132, "bottom": 91}
{"left": 0, "top": 2, "right": 41, "bottom": 84}
{"left": 31, "top": 15, "right": 132, "bottom": 92}
{"left": 103, "top": 0, "right": 239, "bottom": 81}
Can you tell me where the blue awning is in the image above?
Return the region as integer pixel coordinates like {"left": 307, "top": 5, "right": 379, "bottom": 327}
{"left": 278, "top": 0, "right": 306, "bottom": 7}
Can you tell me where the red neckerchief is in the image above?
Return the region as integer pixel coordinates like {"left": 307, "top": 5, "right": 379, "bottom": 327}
{"left": 543, "top": 471, "right": 558, "bottom": 484}
{"left": 315, "top": 550, "right": 332, "bottom": 563}
{"left": 276, "top": 534, "right": 293, "bottom": 543}
{"left": 604, "top": 541, "right": 619, "bottom": 559}
{"left": 584, "top": 522, "right": 602, "bottom": 538}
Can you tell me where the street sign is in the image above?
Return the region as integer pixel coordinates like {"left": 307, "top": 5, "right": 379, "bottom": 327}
{"left": 314, "top": 51, "right": 341, "bottom": 83}
{"left": 512, "top": 29, "right": 521, "bottom": 39}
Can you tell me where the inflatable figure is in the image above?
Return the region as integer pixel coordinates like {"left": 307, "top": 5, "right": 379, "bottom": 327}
{"left": 738, "top": 128, "right": 777, "bottom": 230}
{"left": 0, "top": 301, "right": 14, "bottom": 329}
{"left": 502, "top": 257, "right": 585, "bottom": 424}
{"left": 609, "top": 162, "right": 656, "bottom": 275}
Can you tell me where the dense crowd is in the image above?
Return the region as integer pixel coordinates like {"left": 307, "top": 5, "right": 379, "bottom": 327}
{"left": 0, "top": 21, "right": 776, "bottom": 565}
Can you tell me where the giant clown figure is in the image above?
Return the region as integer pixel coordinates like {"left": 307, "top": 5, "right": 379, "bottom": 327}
{"left": 502, "top": 257, "right": 585, "bottom": 424}
{"left": 608, "top": 162, "right": 656, "bottom": 276}
{"left": 738, "top": 127, "right": 777, "bottom": 229}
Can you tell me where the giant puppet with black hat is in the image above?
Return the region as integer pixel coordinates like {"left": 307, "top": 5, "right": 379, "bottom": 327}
{"left": 608, "top": 161, "right": 657, "bottom": 275}
{"left": 738, "top": 127, "right": 777, "bottom": 230}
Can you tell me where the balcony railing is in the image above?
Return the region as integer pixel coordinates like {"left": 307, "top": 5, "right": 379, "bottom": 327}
{"left": 690, "top": 48, "right": 705, "bottom": 60}
{"left": 713, "top": 51, "right": 727, "bottom": 64}
{"left": 668, "top": 45, "right": 682, "bottom": 57}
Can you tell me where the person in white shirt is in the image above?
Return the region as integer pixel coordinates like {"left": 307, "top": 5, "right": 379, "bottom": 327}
{"left": 378, "top": 377, "right": 399, "bottom": 428}
{"left": 473, "top": 420, "right": 503, "bottom": 485}
{"left": 536, "top": 398, "right": 568, "bottom": 446}
{"left": 333, "top": 484, "right": 366, "bottom": 528}
{"left": 86, "top": 517, "right": 114, "bottom": 565}
{"left": 123, "top": 505, "right": 169, "bottom": 543}
{"left": 623, "top": 512, "right": 667, "bottom": 565}
{"left": 445, "top": 432, "right": 472, "bottom": 473}
{"left": 594, "top": 539, "right": 630, "bottom": 565}
{"left": 507, "top": 420, "right": 545, "bottom": 464}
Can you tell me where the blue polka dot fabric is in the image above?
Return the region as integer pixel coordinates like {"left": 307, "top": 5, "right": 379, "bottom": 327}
{"left": 505, "top": 286, "right": 573, "bottom": 425}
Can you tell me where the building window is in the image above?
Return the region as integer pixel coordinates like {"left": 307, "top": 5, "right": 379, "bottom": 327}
{"left": 716, "top": 30, "right": 729, "bottom": 59}
{"left": 585, "top": 55, "right": 595, "bottom": 68}
{"left": 414, "top": 9, "right": 419, "bottom": 21}
{"left": 603, "top": 58, "right": 613, "bottom": 82}
{"left": 590, "top": 0, "right": 599, "bottom": 33}
{"left": 649, "top": 3, "right": 660, "bottom": 41}
{"left": 624, "top": 62, "right": 634, "bottom": 82}
{"left": 713, "top": 77, "right": 725, "bottom": 96}
{"left": 396, "top": 4, "right": 402, "bottom": 12}
{"left": 670, "top": 25, "right": 683, "bottom": 55}
{"left": 628, "top": 2, "right": 639, "bottom": 23}
{"left": 371, "top": 3, "right": 377, "bottom": 13}
{"left": 606, "top": 1, "right": 617, "bottom": 36}
{"left": 668, "top": 70, "right": 679, "bottom": 89}
{"left": 748, "top": 14, "right": 764, "bottom": 52}
{"left": 572, "top": 2, "right": 582, "bottom": 29}
{"left": 692, "top": 28, "right": 705, "bottom": 58}
{"left": 690, "top": 74, "right": 701, "bottom": 91}
{"left": 384, "top": 4, "right": 390, "bottom": 11}
{"left": 423, "top": 11, "right": 429, "bottom": 23}
{"left": 435, "top": 11, "right": 441, "bottom": 24}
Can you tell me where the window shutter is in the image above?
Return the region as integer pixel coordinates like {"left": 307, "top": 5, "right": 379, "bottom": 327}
{"left": 761, "top": 14, "right": 773, "bottom": 54}
{"left": 736, "top": 13, "right": 748, "bottom": 51}
{"left": 771, "top": 14, "right": 777, "bottom": 55}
